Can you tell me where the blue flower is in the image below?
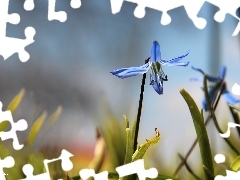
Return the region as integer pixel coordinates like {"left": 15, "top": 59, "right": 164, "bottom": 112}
{"left": 191, "top": 66, "right": 239, "bottom": 110}
{"left": 110, "top": 41, "right": 190, "bottom": 95}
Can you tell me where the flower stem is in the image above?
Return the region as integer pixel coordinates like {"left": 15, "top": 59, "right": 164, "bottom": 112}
{"left": 133, "top": 58, "right": 149, "bottom": 152}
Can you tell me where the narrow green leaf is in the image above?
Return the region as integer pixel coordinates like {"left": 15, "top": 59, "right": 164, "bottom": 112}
{"left": 7, "top": 88, "right": 25, "bottom": 114}
{"left": 28, "top": 111, "right": 47, "bottom": 146}
{"left": 124, "top": 116, "right": 133, "bottom": 165}
{"left": 180, "top": 88, "right": 214, "bottom": 180}
{"left": 132, "top": 128, "right": 160, "bottom": 162}
{"left": 0, "top": 89, "right": 25, "bottom": 132}
{"left": 47, "top": 106, "right": 62, "bottom": 125}
{"left": 231, "top": 156, "right": 240, "bottom": 171}
{"left": 229, "top": 104, "right": 240, "bottom": 112}
{"left": 228, "top": 105, "right": 240, "bottom": 137}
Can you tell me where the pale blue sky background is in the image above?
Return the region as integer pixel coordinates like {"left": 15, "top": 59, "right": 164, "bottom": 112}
{"left": 1, "top": 0, "right": 240, "bottom": 169}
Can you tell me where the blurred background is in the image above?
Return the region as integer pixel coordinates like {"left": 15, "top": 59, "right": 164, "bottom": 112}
{"left": 1, "top": 0, "right": 240, "bottom": 178}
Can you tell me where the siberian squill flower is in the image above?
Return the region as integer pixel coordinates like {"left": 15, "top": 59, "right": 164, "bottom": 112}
{"left": 191, "top": 66, "right": 239, "bottom": 110}
{"left": 110, "top": 41, "right": 189, "bottom": 95}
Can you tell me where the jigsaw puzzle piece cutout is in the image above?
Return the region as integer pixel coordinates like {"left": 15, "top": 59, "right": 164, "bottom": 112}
{"left": 0, "top": 102, "right": 28, "bottom": 150}
{"left": 24, "top": 0, "right": 35, "bottom": 11}
{"left": 48, "top": 0, "right": 81, "bottom": 22}
{"left": 21, "top": 149, "right": 73, "bottom": 180}
{"left": 43, "top": 149, "right": 74, "bottom": 171}
{"left": 0, "top": 156, "right": 14, "bottom": 180}
{"left": 20, "top": 164, "right": 50, "bottom": 180}
{"left": 205, "top": 0, "right": 240, "bottom": 22}
{"left": 0, "top": 0, "right": 36, "bottom": 62}
{"left": 183, "top": 0, "right": 207, "bottom": 29}
{"left": 0, "top": 27, "right": 36, "bottom": 62}
{"left": 116, "top": 159, "right": 158, "bottom": 180}
{"left": 109, "top": 0, "right": 206, "bottom": 27}
{"left": 79, "top": 169, "right": 108, "bottom": 180}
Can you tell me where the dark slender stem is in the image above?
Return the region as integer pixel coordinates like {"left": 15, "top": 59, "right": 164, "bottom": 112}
{"left": 204, "top": 78, "right": 239, "bottom": 155}
{"left": 133, "top": 58, "right": 149, "bottom": 152}
{"left": 173, "top": 80, "right": 225, "bottom": 177}
{"left": 178, "top": 153, "right": 202, "bottom": 180}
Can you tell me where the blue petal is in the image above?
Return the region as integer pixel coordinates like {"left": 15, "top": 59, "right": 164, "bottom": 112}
{"left": 150, "top": 41, "right": 161, "bottom": 63}
{"left": 222, "top": 90, "right": 240, "bottom": 105}
{"left": 219, "top": 66, "right": 226, "bottom": 79}
{"left": 192, "top": 66, "right": 221, "bottom": 82}
{"left": 150, "top": 73, "right": 163, "bottom": 95}
{"left": 110, "top": 62, "right": 151, "bottom": 79}
{"left": 159, "top": 51, "right": 190, "bottom": 66}
{"left": 160, "top": 61, "right": 189, "bottom": 66}
{"left": 202, "top": 98, "right": 207, "bottom": 111}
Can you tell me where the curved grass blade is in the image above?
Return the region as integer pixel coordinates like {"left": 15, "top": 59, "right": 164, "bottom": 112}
{"left": 229, "top": 104, "right": 240, "bottom": 112}
{"left": 47, "top": 105, "right": 62, "bottom": 126}
{"left": 7, "top": 88, "right": 25, "bottom": 114}
{"left": 180, "top": 88, "right": 214, "bottom": 180}
{"left": 0, "top": 89, "right": 25, "bottom": 131}
{"left": 231, "top": 156, "right": 240, "bottom": 171}
{"left": 27, "top": 111, "right": 47, "bottom": 146}
{"left": 132, "top": 128, "right": 160, "bottom": 162}
{"left": 228, "top": 105, "right": 240, "bottom": 137}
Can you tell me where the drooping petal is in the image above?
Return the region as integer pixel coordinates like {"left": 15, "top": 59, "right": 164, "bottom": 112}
{"left": 222, "top": 89, "right": 240, "bottom": 105}
{"left": 150, "top": 73, "right": 163, "bottom": 95}
{"left": 110, "top": 62, "right": 151, "bottom": 79}
{"left": 192, "top": 66, "right": 221, "bottom": 82}
{"left": 160, "top": 61, "right": 189, "bottom": 66}
{"left": 150, "top": 41, "right": 161, "bottom": 63}
{"left": 219, "top": 66, "right": 226, "bottom": 79}
{"left": 159, "top": 51, "right": 190, "bottom": 66}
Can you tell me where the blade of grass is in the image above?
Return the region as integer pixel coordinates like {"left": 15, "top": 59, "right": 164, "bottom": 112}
{"left": 230, "top": 156, "right": 240, "bottom": 171}
{"left": 7, "top": 88, "right": 25, "bottom": 114}
{"left": 180, "top": 88, "right": 214, "bottom": 180}
{"left": 228, "top": 105, "right": 240, "bottom": 137}
{"left": 27, "top": 111, "right": 47, "bottom": 146}
{"left": 123, "top": 115, "right": 134, "bottom": 165}
{"left": 0, "top": 89, "right": 25, "bottom": 131}
{"left": 47, "top": 105, "right": 62, "bottom": 125}
{"left": 174, "top": 80, "right": 225, "bottom": 176}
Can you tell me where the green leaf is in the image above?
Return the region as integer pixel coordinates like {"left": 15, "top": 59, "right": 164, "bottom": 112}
{"left": 0, "top": 89, "right": 25, "bottom": 132}
{"left": 231, "top": 156, "right": 240, "bottom": 171}
{"left": 180, "top": 88, "right": 214, "bottom": 180}
{"left": 47, "top": 105, "right": 62, "bottom": 125}
{"left": 132, "top": 128, "right": 160, "bottom": 162}
{"left": 228, "top": 105, "right": 240, "bottom": 137}
{"left": 7, "top": 88, "right": 25, "bottom": 114}
{"left": 124, "top": 115, "right": 134, "bottom": 165}
{"left": 229, "top": 104, "right": 240, "bottom": 112}
{"left": 27, "top": 111, "right": 47, "bottom": 146}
